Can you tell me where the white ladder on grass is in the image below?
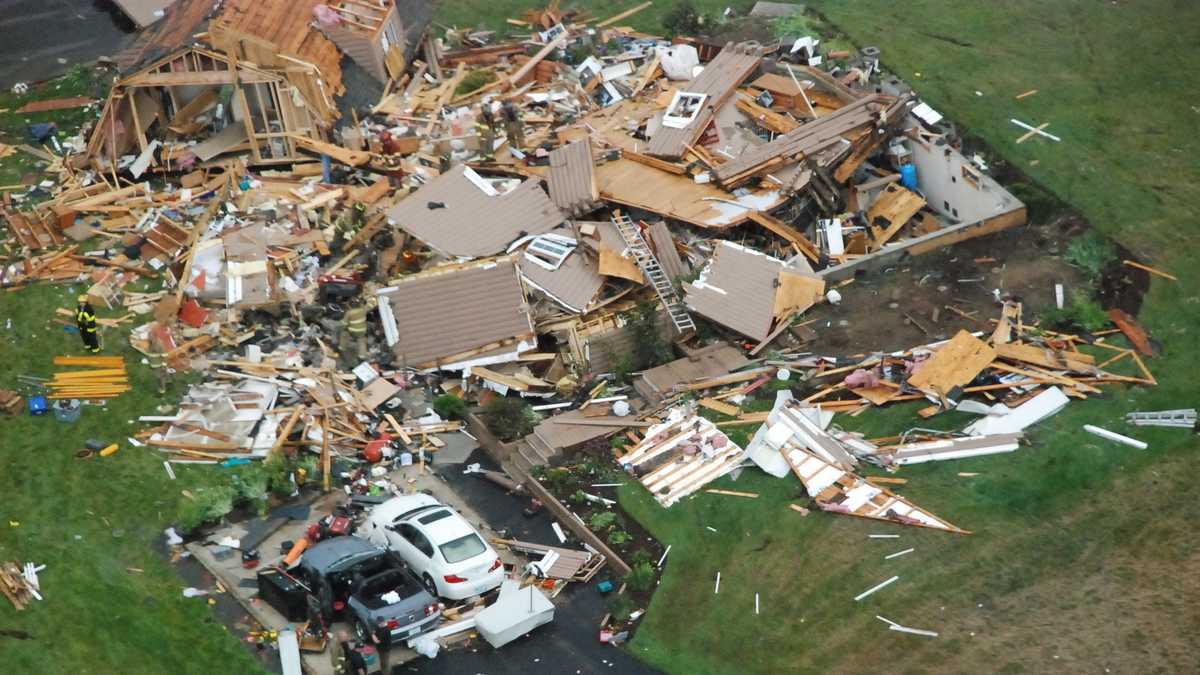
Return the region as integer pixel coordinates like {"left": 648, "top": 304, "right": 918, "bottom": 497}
{"left": 1124, "top": 409, "right": 1197, "bottom": 428}
{"left": 612, "top": 213, "right": 695, "bottom": 336}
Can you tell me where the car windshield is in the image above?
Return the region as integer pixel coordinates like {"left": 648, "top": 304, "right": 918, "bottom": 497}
{"left": 438, "top": 533, "right": 486, "bottom": 564}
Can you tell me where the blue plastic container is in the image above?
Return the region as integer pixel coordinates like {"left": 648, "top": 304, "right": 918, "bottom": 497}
{"left": 28, "top": 395, "right": 48, "bottom": 416}
{"left": 900, "top": 163, "right": 919, "bottom": 190}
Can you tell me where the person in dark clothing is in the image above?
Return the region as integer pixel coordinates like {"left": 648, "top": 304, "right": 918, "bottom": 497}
{"left": 75, "top": 296, "right": 101, "bottom": 353}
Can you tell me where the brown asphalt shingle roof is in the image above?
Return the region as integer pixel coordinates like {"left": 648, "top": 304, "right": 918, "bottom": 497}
{"left": 684, "top": 241, "right": 788, "bottom": 341}
{"left": 387, "top": 166, "right": 566, "bottom": 258}
{"left": 518, "top": 248, "right": 603, "bottom": 314}
{"left": 381, "top": 258, "right": 535, "bottom": 368}
{"left": 547, "top": 138, "right": 599, "bottom": 217}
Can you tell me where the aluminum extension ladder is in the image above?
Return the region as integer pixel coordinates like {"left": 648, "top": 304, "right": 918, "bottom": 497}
{"left": 611, "top": 213, "right": 696, "bottom": 336}
{"left": 1124, "top": 409, "right": 1197, "bottom": 428}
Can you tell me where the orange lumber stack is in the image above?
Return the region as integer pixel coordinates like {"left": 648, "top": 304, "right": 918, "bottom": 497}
{"left": 48, "top": 356, "right": 130, "bottom": 399}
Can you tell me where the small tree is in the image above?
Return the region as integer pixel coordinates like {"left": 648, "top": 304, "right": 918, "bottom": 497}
{"left": 625, "top": 300, "right": 673, "bottom": 371}
{"left": 484, "top": 396, "right": 536, "bottom": 441}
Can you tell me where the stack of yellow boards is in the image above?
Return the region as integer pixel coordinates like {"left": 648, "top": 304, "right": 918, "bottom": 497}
{"left": 48, "top": 356, "right": 129, "bottom": 399}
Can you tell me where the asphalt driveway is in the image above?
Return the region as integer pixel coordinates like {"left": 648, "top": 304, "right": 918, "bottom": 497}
{"left": 0, "top": 0, "right": 134, "bottom": 88}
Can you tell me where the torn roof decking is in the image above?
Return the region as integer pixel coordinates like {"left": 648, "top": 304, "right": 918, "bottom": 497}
{"left": 645, "top": 43, "right": 763, "bottom": 160}
{"left": 594, "top": 158, "right": 785, "bottom": 229}
{"left": 115, "top": 0, "right": 345, "bottom": 96}
{"left": 388, "top": 166, "right": 566, "bottom": 258}
{"left": 547, "top": 138, "right": 600, "bottom": 217}
{"left": 714, "top": 94, "right": 887, "bottom": 188}
{"left": 684, "top": 241, "right": 811, "bottom": 341}
{"left": 379, "top": 258, "right": 535, "bottom": 369}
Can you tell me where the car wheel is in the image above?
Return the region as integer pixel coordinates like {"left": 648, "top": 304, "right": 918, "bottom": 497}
{"left": 422, "top": 573, "right": 439, "bottom": 598}
{"left": 354, "top": 618, "right": 373, "bottom": 645}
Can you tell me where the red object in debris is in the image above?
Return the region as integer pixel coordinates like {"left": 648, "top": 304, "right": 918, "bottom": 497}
{"left": 327, "top": 516, "right": 352, "bottom": 537}
{"left": 178, "top": 298, "right": 210, "bottom": 328}
{"left": 363, "top": 433, "right": 391, "bottom": 463}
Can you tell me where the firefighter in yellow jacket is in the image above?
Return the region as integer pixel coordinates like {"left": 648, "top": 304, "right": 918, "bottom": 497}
{"left": 341, "top": 300, "right": 368, "bottom": 366}
{"left": 75, "top": 296, "right": 100, "bottom": 353}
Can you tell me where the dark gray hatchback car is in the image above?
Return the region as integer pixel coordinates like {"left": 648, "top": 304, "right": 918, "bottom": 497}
{"left": 296, "top": 536, "right": 441, "bottom": 646}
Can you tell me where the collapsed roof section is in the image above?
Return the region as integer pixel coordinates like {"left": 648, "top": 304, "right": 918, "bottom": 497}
{"left": 684, "top": 241, "right": 824, "bottom": 342}
{"left": 620, "top": 407, "right": 747, "bottom": 507}
{"left": 645, "top": 43, "right": 763, "bottom": 159}
{"left": 377, "top": 258, "right": 536, "bottom": 371}
{"left": 387, "top": 167, "right": 566, "bottom": 258}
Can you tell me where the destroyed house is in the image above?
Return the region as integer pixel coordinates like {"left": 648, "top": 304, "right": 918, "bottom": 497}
{"left": 376, "top": 258, "right": 536, "bottom": 371}
{"left": 86, "top": 0, "right": 429, "bottom": 170}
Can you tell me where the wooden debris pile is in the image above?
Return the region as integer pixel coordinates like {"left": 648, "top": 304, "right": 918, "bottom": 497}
{"left": 0, "top": 562, "right": 42, "bottom": 610}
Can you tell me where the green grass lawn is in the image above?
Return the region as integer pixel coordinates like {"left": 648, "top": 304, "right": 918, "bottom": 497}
{"left": 0, "top": 284, "right": 262, "bottom": 672}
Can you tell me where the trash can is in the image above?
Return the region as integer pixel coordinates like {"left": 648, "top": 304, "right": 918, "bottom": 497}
{"left": 900, "top": 163, "right": 919, "bottom": 190}
{"left": 53, "top": 399, "right": 82, "bottom": 423}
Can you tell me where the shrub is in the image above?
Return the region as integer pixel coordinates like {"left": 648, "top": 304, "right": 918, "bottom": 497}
{"left": 608, "top": 529, "right": 632, "bottom": 546}
{"left": 263, "top": 454, "right": 295, "bottom": 497}
{"left": 630, "top": 548, "right": 653, "bottom": 567}
{"left": 179, "top": 486, "right": 237, "bottom": 532}
{"left": 484, "top": 397, "right": 537, "bottom": 441}
{"left": 1042, "top": 291, "right": 1110, "bottom": 333}
{"left": 234, "top": 468, "right": 270, "bottom": 515}
{"left": 624, "top": 561, "right": 657, "bottom": 593}
{"left": 590, "top": 511, "right": 617, "bottom": 531}
{"left": 433, "top": 394, "right": 467, "bottom": 421}
{"left": 610, "top": 436, "right": 629, "bottom": 451}
{"left": 570, "top": 489, "right": 589, "bottom": 505}
{"left": 1065, "top": 231, "right": 1117, "bottom": 282}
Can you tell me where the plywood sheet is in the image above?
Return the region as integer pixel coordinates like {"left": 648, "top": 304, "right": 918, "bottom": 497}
{"left": 908, "top": 330, "right": 996, "bottom": 393}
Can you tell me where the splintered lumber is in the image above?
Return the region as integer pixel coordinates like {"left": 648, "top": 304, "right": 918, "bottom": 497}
{"left": 1106, "top": 308, "right": 1155, "bottom": 356}
{"left": 748, "top": 211, "right": 820, "bottom": 262}
{"left": 509, "top": 33, "right": 568, "bottom": 87}
{"left": 288, "top": 134, "right": 370, "bottom": 167}
{"left": 705, "top": 489, "right": 759, "bottom": 498}
{"left": 993, "top": 341, "right": 1095, "bottom": 372}
{"left": 715, "top": 95, "right": 883, "bottom": 187}
{"left": 1122, "top": 259, "right": 1177, "bottom": 281}
{"left": 736, "top": 94, "right": 800, "bottom": 134}
{"left": 697, "top": 397, "right": 740, "bottom": 417}
{"left": 907, "top": 331, "right": 996, "bottom": 393}
{"left": 676, "top": 367, "right": 775, "bottom": 392}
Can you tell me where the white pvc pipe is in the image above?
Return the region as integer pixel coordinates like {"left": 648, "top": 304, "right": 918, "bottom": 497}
{"left": 1083, "top": 424, "right": 1148, "bottom": 450}
{"left": 854, "top": 575, "right": 899, "bottom": 601}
